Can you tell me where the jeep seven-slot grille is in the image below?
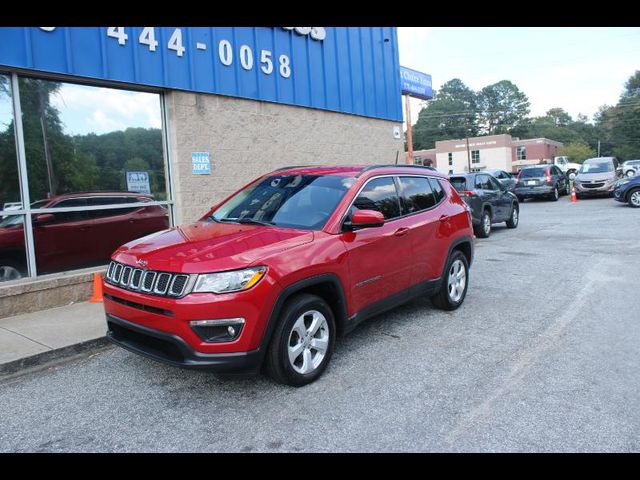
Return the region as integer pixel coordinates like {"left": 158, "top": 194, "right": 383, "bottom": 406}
{"left": 105, "top": 261, "right": 191, "bottom": 298}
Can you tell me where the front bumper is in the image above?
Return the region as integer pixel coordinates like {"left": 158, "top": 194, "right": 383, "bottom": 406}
{"left": 574, "top": 182, "right": 615, "bottom": 196}
{"left": 107, "top": 314, "right": 262, "bottom": 373}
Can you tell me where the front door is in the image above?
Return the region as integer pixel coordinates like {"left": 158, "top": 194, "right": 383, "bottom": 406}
{"left": 340, "top": 176, "right": 413, "bottom": 314}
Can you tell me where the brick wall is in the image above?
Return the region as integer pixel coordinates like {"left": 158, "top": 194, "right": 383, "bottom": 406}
{"left": 165, "top": 92, "right": 404, "bottom": 224}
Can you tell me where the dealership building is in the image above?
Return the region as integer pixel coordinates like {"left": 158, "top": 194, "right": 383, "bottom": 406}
{"left": 411, "top": 134, "right": 563, "bottom": 174}
{"left": 0, "top": 27, "right": 404, "bottom": 316}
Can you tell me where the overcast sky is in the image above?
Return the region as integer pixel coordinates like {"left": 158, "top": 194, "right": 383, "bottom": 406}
{"left": 397, "top": 27, "right": 640, "bottom": 127}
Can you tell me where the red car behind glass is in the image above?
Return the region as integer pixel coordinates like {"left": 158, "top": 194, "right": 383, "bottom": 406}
{"left": 103, "top": 165, "right": 475, "bottom": 386}
{"left": 0, "top": 192, "right": 169, "bottom": 281}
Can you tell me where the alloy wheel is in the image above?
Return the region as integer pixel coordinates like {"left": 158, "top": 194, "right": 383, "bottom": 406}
{"left": 287, "top": 310, "right": 329, "bottom": 375}
{"left": 630, "top": 191, "right": 640, "bottom": 207}
{"left": 483, "top": 213, "right": 491, "bottom": 235}
{"left": 511, "top": 208, "right": 519, "bottom": 226}
{"left": 0, "top": 265, "right": 22, "bottom": 282}
{"left": 447, "top": 259, "right": 466, "bottom": 303}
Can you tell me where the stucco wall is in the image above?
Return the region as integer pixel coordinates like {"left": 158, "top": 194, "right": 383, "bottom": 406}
{"left": 165, "top": 92, "right": 404, "bottom": 224}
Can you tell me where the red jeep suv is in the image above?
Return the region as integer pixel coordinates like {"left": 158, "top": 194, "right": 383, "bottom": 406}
{"left": 104, "top": 165, "right": 474, "bottom": 386}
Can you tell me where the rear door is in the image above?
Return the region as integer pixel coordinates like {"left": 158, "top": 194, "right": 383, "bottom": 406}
{"left": 487, "top": 175, "right": 510, "bottom": 221}
{"left": 396, "top": 175, "right": 441, "bottom": 283}
{"left": 341, "top": 176, "right": 413, "bottom": 313}
{"left": 475, "top": 174, "right": 500, "bottom": 218}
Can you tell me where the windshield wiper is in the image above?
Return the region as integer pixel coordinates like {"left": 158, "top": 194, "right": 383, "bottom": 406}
{"left": 217, "top": 217, "right": 275, "bottom": 226}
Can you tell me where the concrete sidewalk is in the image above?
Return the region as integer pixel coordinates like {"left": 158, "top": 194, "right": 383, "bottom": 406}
{"left": 0, "top": 301, "right": 110, "bottom": 377}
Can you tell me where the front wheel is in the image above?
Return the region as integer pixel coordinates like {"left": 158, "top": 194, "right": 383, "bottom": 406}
{"left": 0, "top": 260, "right": 24, "bottom": 283}
{"left": 474, "top": 210, "right": 491, "bottom": 238}
{"left": 431, "top": 250, "right": 469, "bottom": 311}
{"left": 550, "top": 186, "right": 559, "bottom": 201}
{"left": 628, "top": 188, "right": 640, "bottom": 208}
{"left": 265, "top": 293, "right": 336, "bottom": 387}
{"left": 627, "top": 170, "right": 636, "bottom": 178}
{"left": 506, "top": 205, "right": 519, "bottom": 228}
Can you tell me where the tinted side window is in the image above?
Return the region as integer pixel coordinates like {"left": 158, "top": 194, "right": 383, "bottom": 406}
{"left": 475, "top": 175, "right": 490, "bottom": 190}
{"left": 487, "top": 176, "right": 502, "bottom": 191}
{"left": 353, "top": 177, "right": 400, "bottom": 220}
{"left": 49, "top": 198, "right": 88, "bottom": 223}
{"left": 398, "top": 176, "right": 435, "bottom": 213}
{"left": 429, "top": 178, "right": 445, "bottom": 203}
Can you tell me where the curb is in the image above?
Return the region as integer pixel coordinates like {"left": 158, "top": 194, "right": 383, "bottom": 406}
{"left": 0, "top": 336, "right": 112, "bottom": 379}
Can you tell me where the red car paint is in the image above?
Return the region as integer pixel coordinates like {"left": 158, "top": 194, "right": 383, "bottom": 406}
{"left": 103, "top": 165, "right": 474, "bottom": 373}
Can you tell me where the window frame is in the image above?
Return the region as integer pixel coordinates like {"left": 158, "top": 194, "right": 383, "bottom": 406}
{"left": 0, "top": 70, "right": 175, "bottom": 282}
{"left": 340, "top": 173, "right": 447, "bottom": 230}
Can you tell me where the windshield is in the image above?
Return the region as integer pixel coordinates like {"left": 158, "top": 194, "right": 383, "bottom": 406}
{"left": 579, "top": 162, "right": 613, "bottom": 174}
{"left": 209, "top": 174, "right": 354, "bottom": 230}
{"left": 520, "top": 167, "right": 546, "bottom": 177}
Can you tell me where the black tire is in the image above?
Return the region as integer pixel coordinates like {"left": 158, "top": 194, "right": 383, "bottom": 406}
{"left": 265, "top": 293, "right": 336, "bottom": 387}
{"left": 474, "top": 209, "right": 491, "bottom": 238}
{"left": 0, "top": 259, "right": 25, "bottom": 283}
{"left": 506, "top": 204, "right": 519, "bottom": 228}
{"left": 576, "top": 192, "right": 583, "bottom": 200}
{"left": 516, "top": 195, "right": 525, "bottom": 202}
{"left": 628, "top": 188, "right": 640, "bottom": 208}
{"left": 550, "top": 186, "right": 559, "bottom": 201}
{"left": 431, "top": 250, "right": 470, "bottom": 311}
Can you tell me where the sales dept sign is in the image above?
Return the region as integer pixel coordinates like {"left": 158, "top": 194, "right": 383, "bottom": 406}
{"left": 192, "top": 152, "right": 211, "bottom": 175}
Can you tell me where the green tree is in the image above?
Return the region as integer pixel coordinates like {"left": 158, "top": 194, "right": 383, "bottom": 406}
{"left": 557, "top": 142, "right": 596, "bottom": 164}
{"left": 478, "top": 80, "right": 530, "bottom": 135}
{"left": 411, "top": 78, "right": 479, "bottom": 150}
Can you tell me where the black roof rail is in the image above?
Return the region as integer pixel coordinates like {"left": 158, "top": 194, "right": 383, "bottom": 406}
{"left": 271, "top": 165, "right": 308, "bottom": 172}
{"left": 356, "top": 164, "right": 437, "bottom": 178}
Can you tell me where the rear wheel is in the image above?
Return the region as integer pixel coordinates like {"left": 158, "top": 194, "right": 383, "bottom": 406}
{"left": 516, "top": 195, "right": 525, "bottom": 202}
{"left": 266, "top": 293, "right": 336, "bottom": 387}
{"left": 628, "top": 188, "right": 640, "bottom": 208}
{"left": 550, "top": 186, "right": 559, "bottom": 201}
{"left": 431, "top": 250, "right": 469, "bottom": 311}
{"left": 626, "top": 170, "right": 636, "bottom": 178}
{"left": 506, "top": 204, "right": 519, "bottom": 228}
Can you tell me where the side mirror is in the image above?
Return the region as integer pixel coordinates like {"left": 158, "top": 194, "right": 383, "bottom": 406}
{"left": 34, "top": 213, "right": 54, "bottom": 225}
{"left": 346, "top": 209, "right": 385, "bottom": 230}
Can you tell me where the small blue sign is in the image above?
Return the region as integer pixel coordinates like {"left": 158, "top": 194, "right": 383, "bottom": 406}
{"left": 400, "top": 66, "right": 432, "bottom": 100}
{"left": 192, "top": 152, "right": 211, "bottom": 175}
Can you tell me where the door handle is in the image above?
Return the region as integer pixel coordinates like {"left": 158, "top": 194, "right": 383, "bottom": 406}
{"left": 439, "top": 214, "right": 450, "bottom": 223}
{"left": 394, "top": 227, "right": 410, "bottom": 237}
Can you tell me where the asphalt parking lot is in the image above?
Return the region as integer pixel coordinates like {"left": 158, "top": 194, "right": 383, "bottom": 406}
{"left": 0, "top": 195, "right": 638, "bottom": 452}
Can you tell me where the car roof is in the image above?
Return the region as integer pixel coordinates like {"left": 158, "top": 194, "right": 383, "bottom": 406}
{"left": 584, "top": 157, "right": 615, "bottom": 163}
{"left": 42, "top": 192, "right": 154, "bottom": 203}
{"left": 271, "top": 164, "right": 447, "bottom": 179}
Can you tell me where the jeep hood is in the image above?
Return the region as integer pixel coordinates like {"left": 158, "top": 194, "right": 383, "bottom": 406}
{"left": 113, "top": 221, "right": 314, "bottom": 273}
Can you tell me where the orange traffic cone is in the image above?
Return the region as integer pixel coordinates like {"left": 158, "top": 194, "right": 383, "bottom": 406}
{"left": 89, "top": 272, "right": 104, "bottom": 303}
{"left": 570, "top": 185, "right": 577, "bottom": 203}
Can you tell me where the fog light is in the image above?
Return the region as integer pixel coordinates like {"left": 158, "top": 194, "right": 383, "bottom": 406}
{"left": 190, "top": 318, "right": 245, "bottom": 343}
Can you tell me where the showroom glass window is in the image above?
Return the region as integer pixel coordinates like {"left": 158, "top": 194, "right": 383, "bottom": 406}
{"left": 0, "top": 73, "right": 28, "bottom": 282}
{"left": 0, "top": 74, "right": 171, "bottom": 283}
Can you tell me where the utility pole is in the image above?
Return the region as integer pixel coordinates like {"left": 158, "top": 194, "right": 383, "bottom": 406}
{"left": 597, "top": 140, "right": 601, "bottom": 157}
{"left": 465, "top": 117, "right": 471, "bottom": 172}
{"left": 405, "top": 95, "right": 413, "bottom": 165}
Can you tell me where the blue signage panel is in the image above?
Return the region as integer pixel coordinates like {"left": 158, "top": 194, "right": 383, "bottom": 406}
{"left": 0, "top": 27, "right": 403, "bottom": 122}
{"left": 191, "top": 152, "right": 211, "bottom": 175}
{"left": 400, "top": 66, "right": 433, "bottom": 100}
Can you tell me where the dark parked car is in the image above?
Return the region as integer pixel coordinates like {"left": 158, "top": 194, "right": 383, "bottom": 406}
{"left": 0, "top": 192, "right": 169, "bottom": 282}
{"left": 515, "top": 165, "right": 569, "bottom": 202}
{"left": 613, "top": 169, "right": 640, "bottom": 207}
{"left": 449, "top": 172, "right": 519, "bottom": 238}
{"left": 486, "top": 169, "right": 516, "bottom": 192}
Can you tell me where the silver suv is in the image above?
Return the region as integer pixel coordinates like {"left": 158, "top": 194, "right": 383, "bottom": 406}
{"left": 622, "top": 160, "right": 640, "bottom": 178}
{"left": 574, "top": 157, "right": 622, "bottom": 198}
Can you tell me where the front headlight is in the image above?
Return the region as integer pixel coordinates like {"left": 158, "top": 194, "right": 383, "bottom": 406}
{"left": 193, "top": 266, "right": 267, "bottom": 293}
